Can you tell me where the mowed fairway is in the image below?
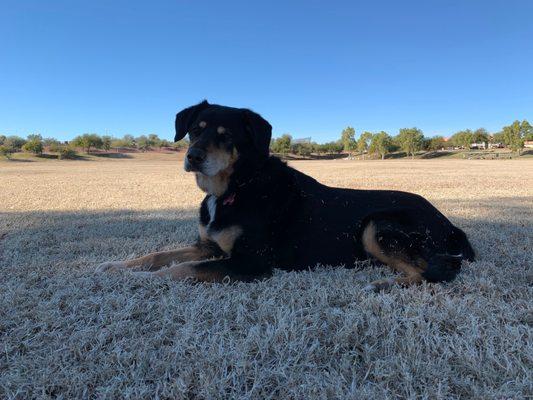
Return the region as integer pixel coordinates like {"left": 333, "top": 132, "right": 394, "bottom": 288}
{"left": 1, "top": 154, "right": 532, "bottom": 399}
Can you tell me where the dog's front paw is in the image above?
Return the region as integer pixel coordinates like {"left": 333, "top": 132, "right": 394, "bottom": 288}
{"left": 362, "top": 278, "right": 395, "bottom": 293}
{"left": 95, "top": 261, "right": 127, "bottom": 273}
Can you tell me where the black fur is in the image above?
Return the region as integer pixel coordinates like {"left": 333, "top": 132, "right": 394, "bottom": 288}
{"left": 180, "top": 101, "right": 475, "bottom": 284}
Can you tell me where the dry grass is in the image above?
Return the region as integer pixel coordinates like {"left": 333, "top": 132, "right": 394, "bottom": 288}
{"left": 1, "top": 154, "right": 532, "bottom": 399}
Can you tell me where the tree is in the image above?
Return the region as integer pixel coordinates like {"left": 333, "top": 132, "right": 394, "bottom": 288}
{"left": 22, "top": 137, "right": 44, "bottom": 155}
{"left": 472, "top": 128, "right": 489, "bottom": 148}
{"left": 520, "top": 120, "right": 533, "bottom": 141}
{"left": 502, "top": 120, "right": 531, "bottom": 154}
{"left": 271, "top": 134, "right": 292, "bottom": 154}
{"left": 3, "top": 136, "right": 26, "bottom": 151}
{"left": 319, "top": 141, "right": 343, "bottom": 154}
{"left": 136, "top": 135, "right": 152, "bottom": 152}
{"left": 172, "top": 138, "right": 189, "bottom": 150}
{"left": 101, "top": 135, "right": 112, "bottom": 151}
{"left": 491, "top": 132, "right": 504, "bottom": 145}
{"left": 148, "top": 134, "right": 161, "bottom": 148}
{"left": 396, "top": 128, "right": 424, "bottom": 158}
{"left": 369, "top": 131, "right": 393, "bottom": 160}
{"left": 48, "top": 141, "right": 64, "bottom": 153}
{"left": 123, "top": 134, "right": 136, "bottom": 148}
{"left": 450, "top": 130, "right": 473, "bottom": 149}
{"left": 357, "top": 132, "right": 373, "bottom": 159}
{"left": 340, "top": 126, "right": 356, "bottom": 153}
{"left": 27, "top": 133, "right": 43, "bottom": 142}
{"left": 111, "top": 134, "right": 136, "bottom": 149}
{"left": 0, "top": 135, "right": 6, "bottom": 145}
{"left": 57, "top": 146, "right": 77, "bottom": 159}
{"left": 428, "top": 136, "right": 446, "bottom": 151}
{"left": 43, "top": 137, "right": 61, "bottom": 148}
{"left": 0, "top": 145, "right": 13, "bottom": 159}
{"left": 71, "top": 133, "right": 103, "bottom": 153}
{"left": 158, "top": 139, "right": 172, "bottom": 148}
{"left": 291, "top": 142, "right": 313, "bottom": 157}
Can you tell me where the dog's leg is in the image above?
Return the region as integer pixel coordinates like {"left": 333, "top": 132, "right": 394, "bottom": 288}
{"left": 96, "top": 241, "right": 223, "bottom": 273}
{"left": 362, "top": 221, "right": 426, "bottom": 292}
{"left": 363, "top": 274, "right": 424, "bottom": 292}
{"left": 134, "top": 258, "right": 272, "bottom": 283}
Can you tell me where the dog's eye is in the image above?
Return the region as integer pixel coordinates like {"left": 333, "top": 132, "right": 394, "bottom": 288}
{"left": 189, "top": 125, "right": 203, "bottom": 135}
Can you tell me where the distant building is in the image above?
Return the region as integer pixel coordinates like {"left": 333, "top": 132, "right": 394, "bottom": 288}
{"left": 524, "top": 140, "right": 533, "bottom": 148}
{"left": 293, "top": 137, "right": 312, "bottom": 144}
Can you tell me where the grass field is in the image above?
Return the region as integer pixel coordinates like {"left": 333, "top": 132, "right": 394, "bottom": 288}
{"left": 1, "top": 154, "right": 532, "bottom": 399}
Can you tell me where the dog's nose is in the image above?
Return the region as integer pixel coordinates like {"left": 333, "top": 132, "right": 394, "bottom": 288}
{"left": 186, "top": 148, "right": 206, "bottom": 164}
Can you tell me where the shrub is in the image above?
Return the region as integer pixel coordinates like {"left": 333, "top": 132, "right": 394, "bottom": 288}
{"left": 3, "top": 136, "right": 26, "bottom": 151}
{"left": 101, "top": 135, "right": 112, "bottom": 151}
{"left": 22, "top": 139, "right": 44, "bottom": 155}
{"left": 58, "top": 146, "right": 77, "bottom": 159}
{"left": 0, "top": 145, "right": 14, "bottom": 159}
{"left": 71, "top": 133, "right": 103, "bottom": 153}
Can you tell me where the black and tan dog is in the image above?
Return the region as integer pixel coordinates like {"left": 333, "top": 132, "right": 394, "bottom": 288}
{"left": 97, "top": 101, "right": 475, "bottom": 291}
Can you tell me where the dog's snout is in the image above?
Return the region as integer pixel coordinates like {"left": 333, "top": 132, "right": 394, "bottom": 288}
{"left": 186, "top": 148, "right": 206, "bottom": 165}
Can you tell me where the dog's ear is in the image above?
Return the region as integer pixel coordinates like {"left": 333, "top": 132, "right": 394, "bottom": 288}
{"left": 242, "top": 109, "right": 272, "bottom": 158}
{"left": 174, "top": 100, "right": 210, "bottom": 142}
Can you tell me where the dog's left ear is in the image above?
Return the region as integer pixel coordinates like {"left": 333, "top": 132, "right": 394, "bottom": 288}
{"left": 174, "top": 100, "right": 210, "bottom": 142}
{"left": 242, "top": 109, "right": 272, "bottom": 158}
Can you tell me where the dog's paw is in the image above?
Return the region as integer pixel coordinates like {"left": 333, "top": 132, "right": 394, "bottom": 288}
{"left": 95, "top": 261, "right": 127, "bottom": 273}
{"left": 362, "top": 278, "right": 395, "bottom": 293}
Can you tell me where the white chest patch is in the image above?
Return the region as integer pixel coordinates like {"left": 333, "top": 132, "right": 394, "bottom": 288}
{"left": 207, "top": 195, "right": 217, "bottom": 225}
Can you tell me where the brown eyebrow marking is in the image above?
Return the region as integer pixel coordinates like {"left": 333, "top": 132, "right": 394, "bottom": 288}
{"left": 217, "top": 126, "right": 226, "bottom": 134}
{"left": 199, "top": 121, "right": 207, "bottom": 128}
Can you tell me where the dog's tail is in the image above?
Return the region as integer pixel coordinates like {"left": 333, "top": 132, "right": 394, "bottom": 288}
{"left": 422, "top": 227, "right": 475, "bottom": 283}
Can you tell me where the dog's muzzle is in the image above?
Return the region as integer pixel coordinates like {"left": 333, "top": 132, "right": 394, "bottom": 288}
{"left": 185, "top": 148, "right": 206, "bottom": 172}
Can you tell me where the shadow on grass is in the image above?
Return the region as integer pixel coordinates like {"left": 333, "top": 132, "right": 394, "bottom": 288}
{"left": 0, "top": 208, "right": 199, "bottom": 269}
{"left": 91, "top": 152, "right": 133, "bottom": 159}
{"left": 1, "top": 196, "right": 531, "bottom": 272}
{"left": 1, "top": 158, "right": 34, "bottom": 162}
{"left": 420, "top": 151, "right": 455, "bottom": 159}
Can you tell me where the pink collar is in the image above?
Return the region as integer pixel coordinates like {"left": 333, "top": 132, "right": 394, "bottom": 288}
{"left": 223, "top": 192, "right": 236, "bottom": 206}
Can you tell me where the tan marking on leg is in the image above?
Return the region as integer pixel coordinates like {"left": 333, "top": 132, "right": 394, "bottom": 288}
{"left": 199, "top": 224, "right": 209, "bottom": 241}
{"left": 152, "top": 261, "right": 229, "bottom": 282}
{"left": 96, "top": 245, "right": 216, "bottom": 273}
{"left": 364, "top": 274, "right": 424, "bottom": 292}
{"left": 362, "top": 221, "right": 425, "bottom": 290}
{"left": 210, "top": 226, "right": 242, "bottom": 255}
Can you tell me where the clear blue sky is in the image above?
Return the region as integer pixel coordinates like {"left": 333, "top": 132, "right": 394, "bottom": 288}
{"left": 1, "top": 0, "right": 532, "bottom": 142}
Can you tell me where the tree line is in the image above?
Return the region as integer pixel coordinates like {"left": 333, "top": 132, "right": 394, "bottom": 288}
{"left": 271, "top": 120, "right": 533, "bottom": 159}
{"left": 1, "top": 119, "right": 531, "bottom": 160}
{"left": 0, "top": 133, "right": 188, "bottom": 159}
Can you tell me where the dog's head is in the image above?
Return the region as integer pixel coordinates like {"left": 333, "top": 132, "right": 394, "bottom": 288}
{"left": 175, "top": 100, "right": 272, "bottom": 176}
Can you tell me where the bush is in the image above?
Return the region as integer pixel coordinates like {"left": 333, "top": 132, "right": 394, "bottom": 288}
{"left": 58, "top": 146, "right": 77, "bottom": 159}
{"left": 271, "top": 134, "right": 292, "bottom": 154}
{"left": 49, "top": 142, "right": 64, "bottom": 153}
{"left": 0, "top": 145, "right": 14, "bottom": 159}
{"left": 3, "top": 136, "right": 26, "bottom": 151}
{"left": 291, "top": 142, "right": 313, "bottom": 157}
{"left": 172, "top": 139, "right": 189, "bottom": 150}
{"left": 22, "top": 139, "right": 44, "bottom": 155}
{"left": 71, "top": 133, "right": 103, "bottom": 153}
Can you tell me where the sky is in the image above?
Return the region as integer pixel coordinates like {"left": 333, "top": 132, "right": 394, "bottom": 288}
{"left": 1, "top": 0, "right": 532, "bottom": 142}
